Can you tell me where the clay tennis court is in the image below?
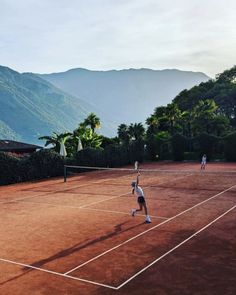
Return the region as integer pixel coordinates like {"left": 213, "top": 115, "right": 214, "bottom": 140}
{"left": 0, "top": 162, "right": 236, "bottom": 295}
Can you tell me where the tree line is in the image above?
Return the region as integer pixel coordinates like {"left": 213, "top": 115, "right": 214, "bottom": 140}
{"left": 39, "top": 65, "right": 236, "bottom": 161}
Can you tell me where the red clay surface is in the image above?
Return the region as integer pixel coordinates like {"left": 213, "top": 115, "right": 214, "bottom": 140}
{"left": 0, "top": 162, "right": 236, "bottom": 295}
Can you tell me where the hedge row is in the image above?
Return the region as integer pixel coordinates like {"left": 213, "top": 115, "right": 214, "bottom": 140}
{"left": 0, "top": 133, "right": 235, "bottom": 185}
{"left": 147, "top": 132, "right": 236, "bottom": 161}
{"left": 0, "top": 141, "right": 144, "bottom": 185}
{"left": 0, "top": 150, "right": 64, "bottom": 185}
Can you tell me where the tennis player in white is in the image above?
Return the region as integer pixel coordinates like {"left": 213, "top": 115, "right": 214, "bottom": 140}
{"left": 131, "top": 172, "right": 151, "bottom": 223}
{"left": 201, "top": 154, "right": 207, "bottom": 170}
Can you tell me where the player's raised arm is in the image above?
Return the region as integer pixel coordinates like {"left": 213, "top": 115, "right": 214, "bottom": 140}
{"left": 136, "top": 172, "right": 140, "bottom": 185}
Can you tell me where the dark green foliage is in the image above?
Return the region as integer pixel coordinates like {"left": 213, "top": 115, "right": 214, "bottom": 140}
{"left": 0, "top": 152, "right": 20, "bottom": 185}
{"left": 223, "top": 132, "right": 236, "bottom": 161}
{"left": 194, "top": 133, "right": 219, "bottom": 161}
{"left": 145, "top": 135, "right": 159, "bottom": 161}
{"left": 74, "top": 147, "right": 105, "bottom": 167}
{"left": 0, "top": 150, "right": 64, "bottom": 185}
{"left": 146, "top": 134, "right": 170, "bottom": 161}
{"left": 104, "top": 144, "right": 129, "bottom": 167}
{"left": 129, "top": 140, "right": 145, "bottom": 163}
{"left": 171, "top": 134, "right": 187, "bottom": 161}
{"left": 183, "top": 152, "right": 199, "bottom": 161}
{"left": 25, "top": 149, "right": 64, "bottom": 179}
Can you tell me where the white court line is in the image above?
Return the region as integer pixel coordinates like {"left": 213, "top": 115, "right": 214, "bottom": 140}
{"left": 1, "top": 205, "right": 235, "bottom": 290}
{"left": 64, "top": 184, "right": 236, "bottom": 275}
{"left": 117, "top": 204, "right": 236, "bottom": 289}
{"left": 79, "top": 173, "right": 194, "bottom": 209}
{"left": 0, "top": 192, "right": 50, "bottom": 204}
{"left": 0, "top": 178, "right": 126, "bottom": 205}
{"left": 79, "top": 191, "right": 131, "bottom": 208}
{"left": 1, "top": 171, "right": 192, "bottom": 207}
{"left": 0, "top": 257, "right": 116, "bottom": 290}
{"left": 81, "top": 207, "right": 168, "bottom": 220}
{"left": 13, "top": 199, "right": 167, "bottom": 220}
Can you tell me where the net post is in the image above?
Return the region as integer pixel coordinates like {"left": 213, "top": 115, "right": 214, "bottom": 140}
{"left": 64, "top": 165, "right": 67, "bottom": 182}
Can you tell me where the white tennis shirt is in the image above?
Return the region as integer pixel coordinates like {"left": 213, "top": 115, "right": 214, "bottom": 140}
{"left": 134, "top": 185, "right": 144, "bottom": 197}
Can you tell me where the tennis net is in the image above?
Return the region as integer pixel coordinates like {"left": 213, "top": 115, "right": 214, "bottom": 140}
{"left": 63, "top": 164, "right": 236, "bottom": 191}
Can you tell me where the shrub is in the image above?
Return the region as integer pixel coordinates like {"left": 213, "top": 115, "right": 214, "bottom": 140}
{"left": 74, "top": 147, "right": 105, "bottom": 167}
{"left": 223, "top": 132, "right": 236, "bottom": 161}
{"left": 0, "top": 152, "right": 20, "bottom": 185}
{"left": 25, "top": 149, "right": 64, "bottom": 179}
{"left": 194, "top": 133, "right": 219, "bottom": 161}
{"left": 171, "top": 133, "right": 187, "bottom": 161}
{"left": 183, "top": 152, "right": 199, "bottom": 161}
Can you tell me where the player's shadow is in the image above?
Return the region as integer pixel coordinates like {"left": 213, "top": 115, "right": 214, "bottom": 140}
{"left": 0, "top": 220, "right": 145, "bottom": 286}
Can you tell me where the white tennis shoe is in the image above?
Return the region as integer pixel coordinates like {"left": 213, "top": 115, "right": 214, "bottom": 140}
{"left": 145, "top": 215, "right": 151, "bottom": 223}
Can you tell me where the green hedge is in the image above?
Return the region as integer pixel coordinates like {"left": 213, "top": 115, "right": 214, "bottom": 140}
{"left": 0, "top": 150, "right": 64, "bottom": 185}
{"left": 23, "top": 149, "right": 64, "bottom": 180}
{"left": 224, "top": 132, "right": 236, "bottom": 161}
{"left": 0, "top": 152, "right": 20, "bottom": 185}
{"left": 194, "top": 133, "right": 219, "bottom": 161}
{"left": 171, "top": 134, "right": 187, "bottom": 161}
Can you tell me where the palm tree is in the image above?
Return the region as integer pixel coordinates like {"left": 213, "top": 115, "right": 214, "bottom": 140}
{"left": 192, "top": 99, "right": 218, "bottom": 135}
{"left": 72, "top": 124, "right": 102, "bottom": 149}
{"left": 181, "top": 110, "right": 192, "bottom": 137}
{"left": 165, "top": 103, "right": 181, "bottom": 135}
{"left": 39, "top": 132, "right": 72, "bottom": 153}
{"left": 117, "top": 124, "right": 130, "bottom": 144}
{"left": 146, "top": 115, "right": 159, "bottom": 135}
{"left": 128, "top": 123, "right": 145, "bottom": 141}
{"left": 83, "top": 113, "right": 101, "bottom": 133}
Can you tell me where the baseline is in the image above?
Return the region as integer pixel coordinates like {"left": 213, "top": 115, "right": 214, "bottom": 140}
{"left": 64, "top": 184, "right": 236, "bottom": 275}
{"left": 117, "top": 204, "right": 236, "bottom": 289}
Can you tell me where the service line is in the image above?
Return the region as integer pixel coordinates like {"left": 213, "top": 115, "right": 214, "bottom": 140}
{"left": 117, "top": 204, "right": 236, "bottom": 289}
{"left": 64, "top": 184, "right": 236, "bottom": 275}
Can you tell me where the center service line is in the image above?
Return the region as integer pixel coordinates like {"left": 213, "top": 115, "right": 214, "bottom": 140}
{"left": 64, "top": 184, "right": 236, "bottom": 275}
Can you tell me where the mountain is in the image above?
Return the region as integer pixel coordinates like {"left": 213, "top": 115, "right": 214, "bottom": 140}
{"left": 40, "top": 68, "right": 210, "bottom": 125}
{"left": 0, "top": 66, "right": 115, "bottom": 144}
{"left": 0, "top": 65, "right": 210, "bottom": 144}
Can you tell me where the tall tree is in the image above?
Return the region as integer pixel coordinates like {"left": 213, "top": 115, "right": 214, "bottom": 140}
{"left": 165, "top": 103, "right": 182, "bottom": 135}
{"left": 128, "top": 123, "right": 145, "bottom": 141}
{"left": 117, "top": 123, "right": 130, "bottom": 144}
{"left": 39, "top": 132, "right": 72, "bottom": 153}
{"left": 192, "top": 99, "right": 218, "bottom": 135}
{"left": 83, "top": 113, "right": 101, "bottom": 133}
{"left": 146, "top": 115, "right": 159, "bottom": 135}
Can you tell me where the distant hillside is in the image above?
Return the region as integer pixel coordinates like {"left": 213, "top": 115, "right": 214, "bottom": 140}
{"left": 40, "top": 68, "right": 210, "bottom": 125}
{"left": 0, "top": 66, "right": 115, "bottom": 144}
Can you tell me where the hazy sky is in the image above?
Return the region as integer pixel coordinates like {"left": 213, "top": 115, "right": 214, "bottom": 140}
{"left": 0, "top": 0, "right": 235, "bottom": 77}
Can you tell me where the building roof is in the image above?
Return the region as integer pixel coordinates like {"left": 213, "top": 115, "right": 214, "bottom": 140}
{"left": 0, "top": 140, "right": 42, "bottom": 151}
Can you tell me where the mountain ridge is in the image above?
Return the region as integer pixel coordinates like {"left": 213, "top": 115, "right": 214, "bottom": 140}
{"left": 40, "top": 67, "right": 210, "bottom": 125}
{"left": 0, "top": 65, "right": 116, "bottom": 144}
{"left": 0, "top": 65, "right": 210, "bottom": 144}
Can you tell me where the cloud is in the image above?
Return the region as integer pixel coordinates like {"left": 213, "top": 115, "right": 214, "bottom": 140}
{"left": 0, "top": 0, "right": 235, "bottom": 76}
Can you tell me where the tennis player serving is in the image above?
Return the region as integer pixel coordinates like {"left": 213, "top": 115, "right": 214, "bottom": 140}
{"left": 131, "top": 171, "right": 151, "bottom": 223}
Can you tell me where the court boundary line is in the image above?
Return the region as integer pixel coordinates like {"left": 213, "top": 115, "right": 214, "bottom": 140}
{"left": 0, "top": 183, "right": 127, "bottom": 205}
{"left": 64, "top": 184, "right": 236, "bottom": 275}
{"left": 0, "top": 186, "right": 235, "bottom": 290}
{"left": 13, "top": 198, "right": 167, "bottom": 220}
{"left": 116, "top": 204, "right": 236, "bottom": 289}
{"left": 0, "top": 257, "right": 116, "bottom": 290}
{"left": 73, "top": 173, "right": 194, "bottom": 209}
{"left": 6, "top": 173, "right": 194, "bottom": 215}
{"left": 1, "top": 203, "right": 234, "bottom": 290}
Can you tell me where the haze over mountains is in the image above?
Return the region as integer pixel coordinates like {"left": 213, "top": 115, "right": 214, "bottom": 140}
{"left": 0, "top": 66, "right": 115, "bottom": 144}
{"left": 41, "top": 68, "right": 209, "bottom": 125}
{"left": 0, "top": 65, "right": 209, "bottom": 144}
